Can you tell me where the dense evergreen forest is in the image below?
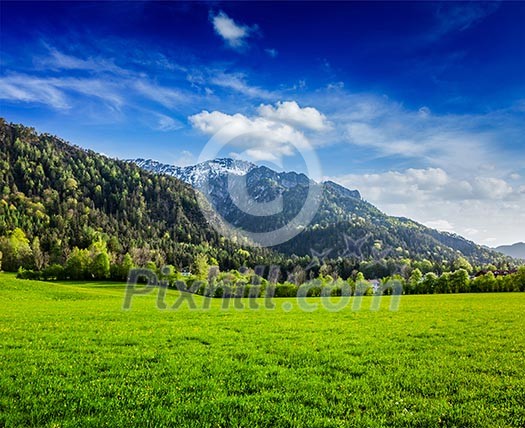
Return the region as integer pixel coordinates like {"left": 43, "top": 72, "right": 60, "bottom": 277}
{"left": 0, "top": 119, "right": 278, "bottom": 279}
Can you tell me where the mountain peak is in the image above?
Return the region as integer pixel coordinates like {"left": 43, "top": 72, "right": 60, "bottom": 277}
{"left": 130, "top": 157, "right": 362, "bottom": 197}
{"left": 128, "top": 155, "right": 507, "bottom": 264}
{"left": 129, "top": 157, "right": 256, "bottom": 188}
{"left": 323, "top": 180, "right": 361, "bottom": 200}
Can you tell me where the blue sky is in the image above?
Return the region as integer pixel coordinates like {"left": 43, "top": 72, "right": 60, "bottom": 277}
{"left": 1, "top": 1, "right": 524, "bottom": 246}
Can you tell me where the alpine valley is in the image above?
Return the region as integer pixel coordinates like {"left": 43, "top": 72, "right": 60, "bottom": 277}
{"left": 0, "top": 119, "right": 514, "bottom": 281}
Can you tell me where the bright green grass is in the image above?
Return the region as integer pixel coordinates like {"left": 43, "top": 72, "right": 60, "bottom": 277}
{"left": 1, "top": 272, "right": 524, "bottom": 427}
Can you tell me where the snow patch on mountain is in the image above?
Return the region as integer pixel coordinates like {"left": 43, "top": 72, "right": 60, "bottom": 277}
{"left": 132, "top": 158, "right": 255, "bottom": 188}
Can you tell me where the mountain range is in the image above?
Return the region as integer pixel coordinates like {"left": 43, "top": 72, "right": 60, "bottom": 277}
{"left": 131, "top": 157, "right": 507, "bottom": 266}
{"left": 0, "top": 118, "right": 513, "bottom": 276}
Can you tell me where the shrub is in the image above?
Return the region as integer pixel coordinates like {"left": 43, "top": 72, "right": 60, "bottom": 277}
{"left": 42, "top": 264, "right": 65, "bottom": 281}
{"left": 214, "top": 285, "right": 224, "bottom": 298}
{"left": 275, "top": 282, "right": 298, "bottom": 298}
{"left": 16, "top": 267, "right": 41, "bottom": 280}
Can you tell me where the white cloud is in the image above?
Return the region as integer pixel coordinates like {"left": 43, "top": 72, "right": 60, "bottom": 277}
{"left": 155, "top": 114, "right": 183, "bottom": 131}
{"left": 345, "top": 122, "right": 429, "bottom": 158}
{"left": 0, "top": 70, "right": 199, "bottom": 119}
{"left": 329, "top": 168, "right": 525, "bottom": 247}
{"left": 306, "top": 89, "right": 524, "bottom": 176}
{"left": 189, "top": 109, "right": 308, "bottom": 161}
{"left": 133, "top": 80, "right": 190, "bottom": 108}
{"left": 265, "top": 48, "right": 278, "bottom": 58}
{"left": 424, "top": 219, "right": 455, "bottom": 232}
{"left": 58, "top": 78, "right": 124, "bottom": 108}
{"left": 37, "top": 47, "right": 127, "bottom": 75}
{"left": 0, "top": 74, "right": 70, "bottom": 109}
{"left": 189, "top": 102, "right": 330, "bottom": 162}
{"left": 258, "top": 101, "right": 330, "bottom": 131}
{"left": 0, "top": 74, "right": 123, "bottom": 110}
{"left": 472, "top": 177, "right": 513, "bottom": 200}
{"left": 210, "top": 73, "right": 274, "bottom": 99}
{"left": 211, "top": 11, "right": 255, "bottom": 50}
{"left": 0, "top": 46, "right": 204, "bottom": 117}
{"left": 332, "top": 168, "right": 518, "bottom": 204}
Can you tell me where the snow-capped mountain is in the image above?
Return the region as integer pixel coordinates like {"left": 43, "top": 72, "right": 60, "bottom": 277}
{"left": 130, "top": 157, "right": 505, "bottom": 265}
{"left": 133, "top": 158, "right": 255, "bottom": 189}
{"left": 132, "top": 157, "right": 361, "bottom": 198}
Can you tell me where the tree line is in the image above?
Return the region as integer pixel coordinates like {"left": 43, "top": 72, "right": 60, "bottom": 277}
{"left": 5, "top": 224, "right": 524, "bottom": 296}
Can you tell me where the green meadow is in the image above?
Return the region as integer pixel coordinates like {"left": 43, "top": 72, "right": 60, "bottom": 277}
{"left": 0, "top": 273, "right": 524, "bottom": 427}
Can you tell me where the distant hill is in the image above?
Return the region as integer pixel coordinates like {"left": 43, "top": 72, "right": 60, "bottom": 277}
{"left": 495, "top": 243, "right": 525, "bottom": 259}
{"left": 132, "top": 158, "right": 508, "bottom": 266}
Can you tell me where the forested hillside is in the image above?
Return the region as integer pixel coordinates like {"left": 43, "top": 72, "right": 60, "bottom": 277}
{"left": 0, "top": 119, "right": 272, "bottom": 277}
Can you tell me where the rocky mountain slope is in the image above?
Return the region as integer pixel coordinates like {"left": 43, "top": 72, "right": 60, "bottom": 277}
{"left": 131, "top": 157, "right": 506, "bottom": 266}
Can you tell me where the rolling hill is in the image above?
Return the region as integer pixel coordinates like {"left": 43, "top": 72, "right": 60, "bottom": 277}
{"left": 495, "top": 243, "right": 525, "bottom": 259}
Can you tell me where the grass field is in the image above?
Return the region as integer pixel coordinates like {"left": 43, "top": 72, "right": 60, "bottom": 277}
{"left": 1, "top": 273, "right": 524, "bottom": 427}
